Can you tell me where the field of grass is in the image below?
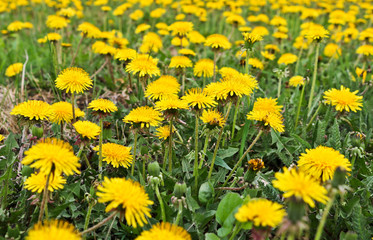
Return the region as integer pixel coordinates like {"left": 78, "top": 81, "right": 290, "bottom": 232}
{"left": 0, "top": 0, "right": 373, "bottom": 239}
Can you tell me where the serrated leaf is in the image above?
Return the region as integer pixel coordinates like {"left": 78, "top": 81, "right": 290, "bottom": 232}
{"left": 331, "top": 119, "right": 341, "bottom": 150}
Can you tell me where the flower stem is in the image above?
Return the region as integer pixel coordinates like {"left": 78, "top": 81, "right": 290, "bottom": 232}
{"left": 222, "top": 130, "right": 263, "bottom": 188}
{"left": 131, "top": 131, "right": 138, "bottom": 176}
{"left": 228, "top": 223, "right": 242, "bottom": 240}
{"left": 199, "top": 130, "right": 210, "bottom": 169}
{"left": 71, "top": 93, "right": 75, "bottom": 122}
{"left": 277, "top": 76, "right": 282, "bottom": 98}
{"left": 208, "top": 101, "right": 233, "bottom": 180}
{"left": 80, "top": 211, "right": 117, "bottom": 236}
{"left": 60, "top": 123, "right": 64, "bottom": 140}
{"left": 306, "top": 103, "right": 322, "bottom": 130}
{"left": 168, "top": 118, "right": 174, "bottom": 172}
{"left": 194, "top": 114, "right": 199, "bottom": 190}
{"left": 314, "top": 191, "right": 336, "bottom": 240}
{"left": 104, "top": 215, "right": 117, "bottom": 240}
{"left": 83, "top": 200, "right": 94, "bottom": 232}
{"left": 174, "top": 200, "right": 183, "bottom": 226}
{"left": 155, "top": 184, "right": 166, "bottom": 222}
{"left": 294, "top": 84, "right": 306, "bottom": 129}
{"left": 231, "top": 99, "right": 241, "bottom": 140}
{"left": 70, "top": 34, "right": 84, "bottom": 67}
{"left": 213, "top": 51, "right": 217, "bottom": 82}
{"left": 98, "top": 118, "right": 103, "bottom": 180}
{"left": 307, "top": 42, "right": 320, "bottom": 113}
{"left": 245, "top": 49, "right": 251, "bottom": 75}
{"left": 38, "top": 171, "right": 51, "bottom": 222}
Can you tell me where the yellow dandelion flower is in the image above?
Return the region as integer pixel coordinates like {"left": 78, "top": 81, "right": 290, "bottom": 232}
{"left": 178, "top": 48, "right": 196, "bottom": 56}
{"left": 115, "top": 48, "right": 137, "bottom": 62}
{"left": 273, "top": 31, "right": 288, "bottom": 39}
{"left": 155, "top": 125, "right": 175, "bottom": 140}
{"left": 248, "top": 58, "right": 264, "bottom": 70}
{"left": 22, "top": 138, "right": 80, "bottom": 176}
{"left": 323, "top": 85, "right": 363, "bottom": 112}
{"left": 270, "top": 16, "right": 287, "bottom": 26}
{"left": 355, "top": 67, "right": 367, "bottom": 83}
{"left": 219, "top": 67, "right": 240, "bottom": 80}
{"left": 194, "top": 59, "right": 214, "bottom": 78}
{"left": 272, "top": 167, "right": 329, "bottom": 208}
{"left": 78, "top": 22, "right": 101, "bottom": 39}
{"left": 242, "top": 32, "right": 263, "bottom": 47}
{"left": 5, "top": 63, "right": 23, "bottom": 77}
{"left": 169, "top": 56, "right": 193, "bottom": 69}
{"left": 289, "top": 76, "right": 305, "bottom": 87}
{"left": 145, "top": 75, "right": 180, "bottom": 101}
{"left": 235, "top": 199, "right": 285, "bottom": 228}
{"left": 278, "top": 53, "right": 298, "bottom": 65}
{"left": 135, "top": 222, "right": 191, "bottom": 240}
{"left": 247, "top": 98, "right": 284, "bottom": 132}
{"left": 46, "top": 32, "right": 62, "bottom": 42}
{"left": 150, "top": 8, "right": 166, "bottom": 18}
{"left": 200, "top": 109, "right": 225, "bottom": 127}
{"left": 11, "top": 100, "right": 53, "bottom": 121}
{"left": 88, "top": 99, "right": 118, "bottom": 113}
{"left": 93, "top": 143, "right": 133, "bottom": 168}
{"left": 55, "top": 67, "right": 92, "bottom": 94}
{"left": 92, "top": 41, "right": 117, "bottom": 56}
{"left": 24, "top": 172, "right": 66, "bottom": 193}
{"left": 303, "top": 25, "right": 329, "bottom": 41}
{"left": 73, "top": 120, "right": 101, "bottom": 139}
{"left": 140, "top": 32, "right": 163, "bottom": 53}
{"left": 135, "top": 23, "right": 151, "bottom": 34}
{"left": 123, "top": 106, "right": 162, "bottom": 128}
{"left": 46, "top": 15, "right": 69, "bottom": 30}
{"left": 324, "top": 43, "right": 341, "bottom": 58}
{"left": 356, "top": 44, "right": 373, "bottom": 56}
{"left": 7, "top": 21, "right": 25, "bottom": 32}
{"left": 126, "top": 54, "right": 160, "bottom": 78}
{"left": 226, "top": 14, "right": 246, "bottom": 26}
{"left": 97, "top": 177, "right": 153, "bottom": 228}
{"left": 248, "top": 158, "right": 265, "bottom": 171}
{"left": 130, "top": 9, "right": 144, "bottom": 21}
{"left": 251, "top": 26, "right": 269, "bottom": 36}
{"left": 57, "top": 7, "right": 76, "bottom": 18}
{"left": 108, "top": 37, "right": 129, "bottom": 49}
{"left": 26, "top": 220, "right": 81, "bottom": 240}
{"left": 0, "top": 134, "right": 4, "bottom": 142}
{"left": 205, "top": 34, "right": 232, "bottom": 50}
{"left": 168, "top": 21, "right": 193, "bottom": 37}
{"left": 182, "top": 88, "right": 217, "bottom": 110}
{"left": 171, "top": 37, "right": 189, "bottom": 47}
{"left": 187, "top": 30, "right": 206, "bottom": 44}
{"left": 155, "top": 96, "right": 188, "bottom": 112}
{"left": 261, "top": 51, "right": 276, "bottom": 60}
{"left": 50, "top": 101, "right": 85, "bottom": 124}
{"left": 298, "top": 146, "right": 351, "bottom": 182}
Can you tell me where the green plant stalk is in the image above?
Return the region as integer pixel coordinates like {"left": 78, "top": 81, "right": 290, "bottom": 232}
{"left": 277, "top": 76, "right": 283, "bottom": 98}
{"left": 98, "top": 118, "right": 103, "bottom": 180}
{"left": 199, "top": 130, "right": 210, "bottom": 169}
{"left": 294, "top": 45, "right": 304, "bottom": 75}
{"left": 194, "top": 115, "right": 199, "bottom": 190}
{"left": 71, "top": 93, "right": 76, "bottom": 122}
{"left": 142, "top": 155, "right": 147, "bottom": 182}
{"left": 228, "top": 223, "right": 242, "bottom": 240}
{"left": 307, "top": 42, "right": 320, "bottom": 112}
{"left": 294, "top": 84, "right": 306, "bottom": 129}
{"left": 80, "top": 212, "right": 117, "bottom": 236}
{"left": 208, "top": 101, "right": 233, "bottom": 180}
{"left": 83, "top": 153, "right": 92, "bottom": 169}
{"left": 38, "top": 171, "right": 52, "bottom": 222}
{"left": 202, "top": 76, "right": 206, "bottom": 88}
{"left": 174, "top": 200, "right": 183, "bottom": 226}
{"left": 306, "top": 103, "right": 322, "bottom": 130}
{"left": 84, "top": 201, "right": 94, "bottom": 232}
{"left": 231, "top": 98, "right": 241, "bottom": 140}
{"left": 104, "top": 215, "right": 117, "bottom": 240}
{"left": 131, "top": 131, "right": 138, "bottom": 176}
{"left": 245, "top": 49, "right": 251, "bottom": 75}
{"left": 168, "top": 118, "right": 174, "bottom": 172}
{"left": 155, "top": 184, "right": 166, "bottom": 222}
{"left": 314, "top": 191, "right": 337, "bottom": 240}
{"left": 222, "top": 130, "right": 263, "bottom": 188}
{"left": 70, "top": 34, "right": 84, "bottom": 67}
{"left": 162, "top": 143, "right": 168, "bottom": 169}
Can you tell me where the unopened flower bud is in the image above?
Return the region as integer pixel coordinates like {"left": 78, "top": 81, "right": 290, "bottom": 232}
{"left": 148, "top": 161, "right": 160, "bottom": 177}
{"left": 174, "top": 182, "right": 187, "bottom": 198}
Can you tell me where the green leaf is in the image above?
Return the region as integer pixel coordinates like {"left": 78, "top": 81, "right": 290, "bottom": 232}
{"left": 339, "top": 232, "right": 358, "bottom": 240}
{"left": 206, "top": 151, "right": 231, "bottom": 170}
{"left": 205, "top": 233, "right": 220, "bottom": 240}
{"left": 331, "top": 119, "right": 341, "bottom": 150}
{"left": 290, "top": 133, "right": 311, "bottom": 149}
{"left": 216, "top": 193, "right": 243, "bottom": 237}
{"left": 218, "top": 147, "right": 239, "bottom": 159}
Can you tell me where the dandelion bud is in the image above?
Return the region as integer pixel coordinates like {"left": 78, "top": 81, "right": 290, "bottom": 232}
{"left": 148, "top": 161, "right": 160, "bottom": 177}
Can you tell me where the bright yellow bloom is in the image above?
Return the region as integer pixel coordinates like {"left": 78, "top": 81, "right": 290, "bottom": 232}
{"left": 205, "top": 34, "right": 232, "bottom": 50}
{"left": 298, "top": 146, "right": 351, "bottom": 182}
{"left": 5, "top": 63, "right": 23, "bottom": 77}
{"left": 272, "top": 167, "right": 329, "bottom": 208}
{"left": 182, "top": 88, "right": 217, "bottom": 110}
{"left": 194, "top": 59, "right": 214, "bottom": 78}
{"left": 226, "top": 14, "right": 246, "bottom": 26}
{"left": 126, "top": 54, "right": 160, "bottom": 78}
{"left": 356, "top": 44, "right": 373, "bottom": 56}
{"left": 26, "top": 220, "right": 81, "bottom": 240}
{"left": 169, "top": 56, "right": 193, "bottom": 69}
{"left": 97, "top": 177, "right": 153, "bottom": 228}
{"left": 324, "top": 43, "right": 341, "bottom": 59}
{"left": 178, "top": 48, "right": 196, "bottom": 56}
{"left": 73, "top": 120, "right": 101, "bottom": 139}
{"left": 50, "top": 102, "right": 85, "bottom": 124}
{"left": 303, "top": 25, "right": 329, "bottom": 41}
{"left": 248, "top": 58, "right": 264, "bottom": 70}
{"left": 135, "top": 23, "right": 151, "bottom": 34}
{"left": 24, "top": 172, "right": 66, "bottom": 193}
{"left": 7, "top": 21, "right": 25, "bottom": 32}
{"left": 323, "top": 85, "right": 363, "bottom": 112}
{"left": 168, "top": 21, "right": 193, "bottom": 37}
{"left": 46, "top": 15, "right": 69, "bottom": 29}
{"left": 145, "top": 75, "right": 180, "bottom": 101}
{"left": 247, "top": 98, "right": 284, "bottom": 132}
{"left": 93, "top": 143, "right": 133, "bottom": 168}
{"left": 200, "top": 109, "right": 225, "bottom": 127}
{"left": 235, "top": 199, "right": 285, "bottom": 228}
{"left": 155, "top": 125, "right": 175, "bottom": 140}
{"left": 123, "top": 106, "right": 162, "bottom": 128}
{"left": 171, "top": 37, "right": 189, "bottom": 47}
{"left": 278, "top": 53, "right": 298, "bottom": 65}
{"left": 130, "top": 9, "right": 144, "bottom": 21}
{"left": 219, "top": 67, "right": 239, "bottom": 80}
{"left": 78, "top": 22, "right": 101, "bottom": 39}
{"left": 155, "top": 96, "right": 188, "bottom": 112}
{"left": 0, "top": 135, "right": 4, "bottom": 142}
{"left": 140, "top": 32, "right": 163, "bottom": 53}
{"left": 135, "top": 222, "right": 191, "bottom": 240}
{"left": 88, "top": 99, "right": 118, "bottom": 113}
{"left": 92, "top": 41, "right": 117, "bottom": 56}
{"left": 242, "top": 32, "right": 263, "bottom": 45}
{"left": 289, "top": 76, "right": 305, "bottom": 87}
{"left": 55, "top": 67, "right": 92, "bottom": 94}
{"left": 11, "top": 100, "right": 53, "bottom": 121}
{"left": 22, "top": 138, "right": 80, "bottom": 176}
{"left": 187, "top": 31, "right": 206, "bottom": 44}
{"left": 150, "top": 8, "right": 166, "bottom": 18}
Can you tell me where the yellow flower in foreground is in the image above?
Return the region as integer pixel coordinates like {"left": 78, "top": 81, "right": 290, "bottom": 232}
{"left": 200, "top": 109, "right": 226, "bottom": 127}
{"left": 289, "top": 76, "right": 305, "bottom": 87}
{"left": 115, "top": 48, "right": 137, "bottom": 62}
{"left": 88, "top": 99, "right": 118, "bottom": 113}
{"left": 242, "top": 32, "right": 263, "bottom": 47}
{"left": 97, "top": 177, "right": 153, "bottom": 228}
{"left": 22, "top": 138, "right": 80, "bottom": 176}
{"left": 298, "top": 146, "right": 351, "bottom": 182}
{"left": 205, "top": 34, "right": 232, "bottom": 50}
{"left": 168, "top": 21, "right": 193, "bottom": 37}
{"left": 24, "top": 172, "right": 66, "bottom": 193}
{"left": 235, "top": 199, "right": 285, "bottom": 228}
{"left": 5, "top": 63, "right": 23, "bottom": 77}
{"left": 73, "top": 120, "right": 101, "bottom": 139}
{"left": 11, "top": 100, "right": 53, "bottom": 121}
{"left": 272, "top": 167, "right": 329, "bottom": 208}
{"left": 247, "top": 98, "right": 284, "bottom": 132}
{"left": 155, "top": 96, "right": 188, "bottom": 112}
{"left": 155, "top": 125, "right": 175, "bottom": 140}
{"left": 126, "top": 54, "right": 160, "bottom": 78}
{"left": 50, "top": 102, "right": 85, "bottom": 124}
{"left": 135, "top": 222, "right": 191, "bottom": 240}
{"left": 194, "top": 59, "right": 214, "bottom": 78}
{"left": 303, "top": 25, "right": 329, "bottom": 41}
{"left": 278, "top": 53, "right": 298, "bottom": 65}
{"left": 93, "top": 143, "right": 133, "bottom": 168}
{"left": 182, "top": 88, "right": 217, "bottom": 110}
{"left": 55, "top": 67, "right": 92, "bottom": 94}
{"left": 145, "top": 75, "right": 180, "bottom": 100}
{"left": 169, "top": 56, "right": 193, "bottom": 69}
{"left": 123, "top": 106, "right": 162, "bottom": 128}
{"left": 26, "top": 220, "right": 81, "bottom": 240}
{"left": 323, "top": 85, "right": 363, "bottom": 112}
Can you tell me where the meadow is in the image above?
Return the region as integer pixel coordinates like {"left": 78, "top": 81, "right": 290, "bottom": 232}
{"left": 0, "top": 0, "right": 372, "bottom": 239}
